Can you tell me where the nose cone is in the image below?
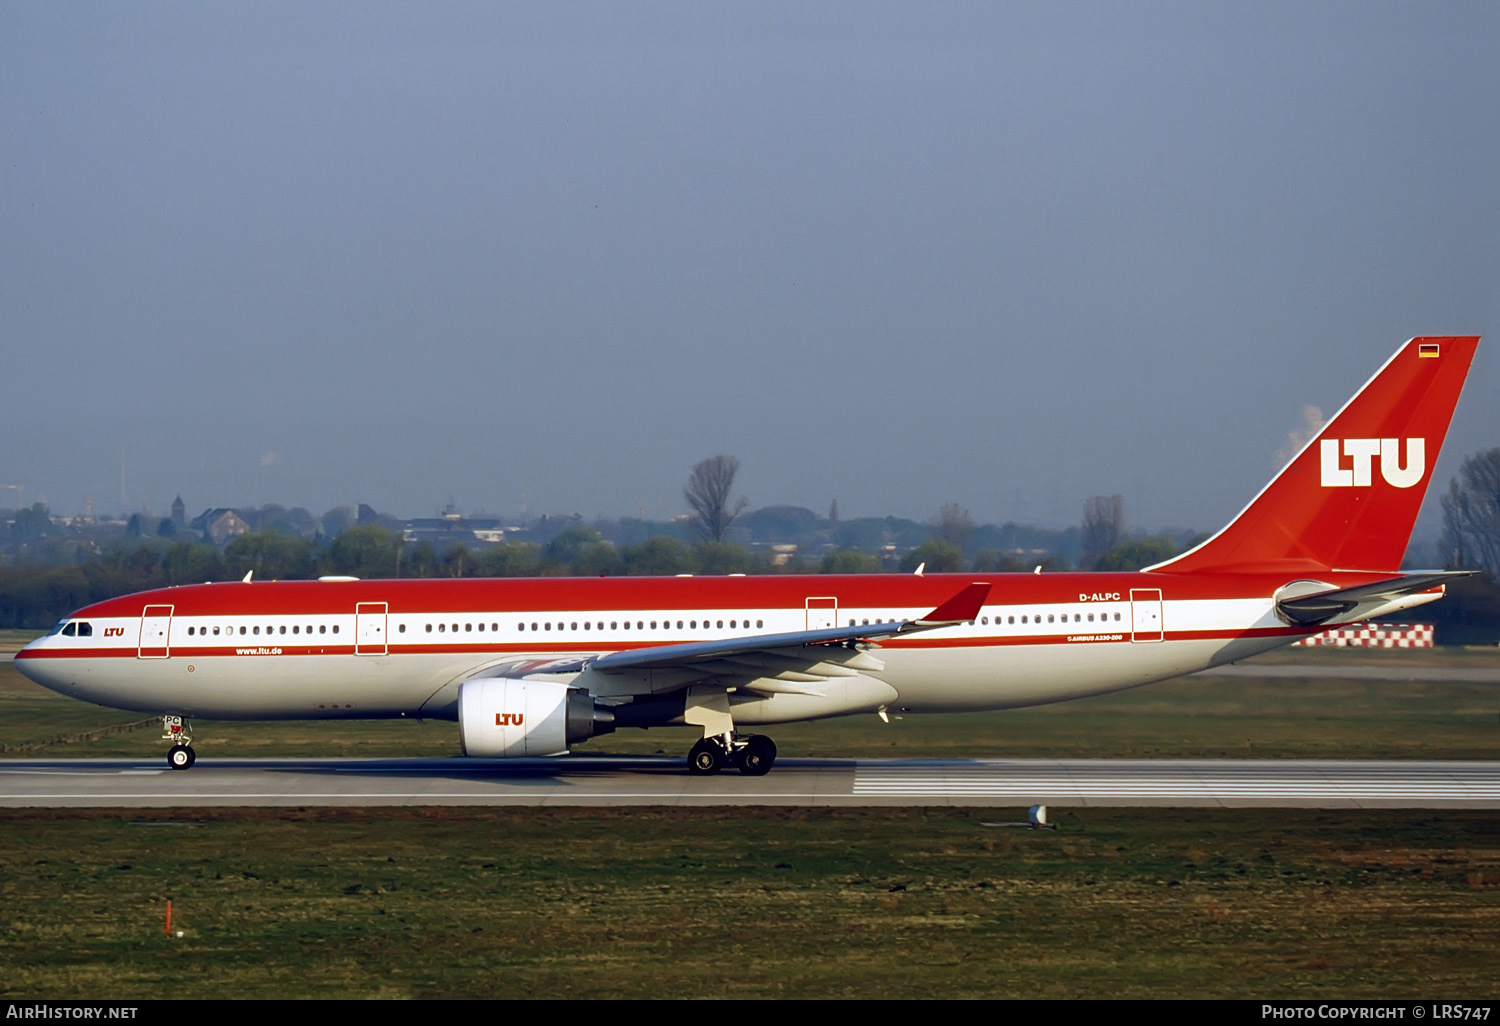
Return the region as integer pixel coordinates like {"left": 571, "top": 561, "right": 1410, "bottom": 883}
{"left": 14, "top": 637, "right": 64, "bottom": 691}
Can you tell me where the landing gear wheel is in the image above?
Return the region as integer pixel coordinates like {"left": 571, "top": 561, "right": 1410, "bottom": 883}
{"left": 167, "top": 744, "right": 196, "bottom": 770}
{"left": 735, "top": 735, "right": 777, "bottom": 776}
{"left": 687, "top": 738, "right": 725, "bottom": 775}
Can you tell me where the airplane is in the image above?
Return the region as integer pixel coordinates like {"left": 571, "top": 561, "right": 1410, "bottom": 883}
{"left": 15, "top": 335, "right": 1480, "bottom": 774}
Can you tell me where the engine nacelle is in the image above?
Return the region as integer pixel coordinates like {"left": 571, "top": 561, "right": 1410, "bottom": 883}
{"left": 457, "top": 678, "right": 615, "bottom": 758}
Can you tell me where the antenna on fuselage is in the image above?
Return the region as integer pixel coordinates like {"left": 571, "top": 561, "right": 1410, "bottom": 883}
{"left": 242, "top": 571, "right": 253, "bottom": 583}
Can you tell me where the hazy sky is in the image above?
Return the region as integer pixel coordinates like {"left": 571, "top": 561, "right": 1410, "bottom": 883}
{"left": 4, "top": 3, "right": 1496, "bottom": 536}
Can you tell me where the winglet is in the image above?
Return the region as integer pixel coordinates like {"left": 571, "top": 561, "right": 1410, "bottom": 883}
{"left": 915, "top": 582, "right": 990, "bottom": 626}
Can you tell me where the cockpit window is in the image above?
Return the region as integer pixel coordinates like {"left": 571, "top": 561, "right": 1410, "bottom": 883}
{"left": 76, "top": 622, "right": 92, "bottom": 637}
{"left": 47, "top": 621, "right": 67, "bottom": 636}
{"left": 62, "top": 622, "right": 77, "bottom": 637}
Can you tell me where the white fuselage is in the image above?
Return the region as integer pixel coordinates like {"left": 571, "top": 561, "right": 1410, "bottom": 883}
{"left": 15, "top": 582, "right": 1332, "bottom": 724}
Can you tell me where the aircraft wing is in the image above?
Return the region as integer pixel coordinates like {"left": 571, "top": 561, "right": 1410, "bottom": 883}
{"left": 551, "top": 582, "right": 991, "bottom": 675}
{"left": 1275, "top": 571, "right": 1474, "bottom": 626}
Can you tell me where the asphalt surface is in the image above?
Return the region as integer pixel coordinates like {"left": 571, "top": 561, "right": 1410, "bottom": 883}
{"left": 2, "top": 756, "right": 1497, "bottom": 808}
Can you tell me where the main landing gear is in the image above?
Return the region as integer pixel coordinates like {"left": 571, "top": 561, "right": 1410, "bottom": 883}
{"left": 162, "top": 714, "right": 196, "bottom": 770}
{"left": 687, "top": 733, "right": 777, "bottom": 777}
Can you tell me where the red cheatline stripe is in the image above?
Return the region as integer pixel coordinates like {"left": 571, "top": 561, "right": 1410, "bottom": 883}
{"left": 19, "top": 625, "right": 1315, "bottom": 661}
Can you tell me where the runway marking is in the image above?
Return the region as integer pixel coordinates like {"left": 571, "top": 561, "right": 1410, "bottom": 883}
{"left": 852, "top": 761, "right": 1500, "bottom": 801}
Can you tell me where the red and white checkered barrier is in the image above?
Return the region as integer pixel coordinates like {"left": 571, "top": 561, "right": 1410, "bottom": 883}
{"left": 1294, "top": 622, "right": 1434, "bottom": 648}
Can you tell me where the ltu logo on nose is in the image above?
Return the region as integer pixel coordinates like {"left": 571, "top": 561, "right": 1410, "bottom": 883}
{"left": 1320, "top": 438, "right": 1424, "bottom": 488}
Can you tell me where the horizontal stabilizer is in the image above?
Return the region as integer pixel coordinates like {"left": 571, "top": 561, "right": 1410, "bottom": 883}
{"left": 1275, "top": 571, "right": 1474, "bottom": 626}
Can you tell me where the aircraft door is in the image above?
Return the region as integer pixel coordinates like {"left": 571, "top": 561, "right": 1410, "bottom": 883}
{"left": 138, "top": 604, "right": 173, "bottom": 659}
{"left": 806, "top": 596, "right": 838, "bottom": 630}
{"left": 1129, "top": 589, "right": 1163, "bottom": 643}
{"left": 356, "top": 602, "right": 388, "bottom": 655}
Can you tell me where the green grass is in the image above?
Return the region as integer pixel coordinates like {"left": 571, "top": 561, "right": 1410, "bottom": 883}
{"left": 1, "top": 807, "right": 1497, "bottom": 998}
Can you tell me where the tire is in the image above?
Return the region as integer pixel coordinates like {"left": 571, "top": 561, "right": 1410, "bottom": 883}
{"left": 687, "top": 739, "right": 723, "bottom": 775}
{"left": 737, "top": 735, "right": 776, "bottom": 776}
{"left": 167, "top": 744, "right": 194, "bottom": 770}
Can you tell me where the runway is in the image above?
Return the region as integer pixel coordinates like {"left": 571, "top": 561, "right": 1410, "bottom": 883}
{"left": 2, "top": 756, "right": 1497, "bottom": 808}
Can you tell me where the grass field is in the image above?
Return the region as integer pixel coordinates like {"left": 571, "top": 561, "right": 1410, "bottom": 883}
{"left": 2, "top": 806, "right": 1498, "bottom": 999}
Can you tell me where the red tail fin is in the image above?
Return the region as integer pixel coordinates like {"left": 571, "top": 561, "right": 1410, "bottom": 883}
{"left": 1151, "top": 336, "right": 1479, "bottom": 575}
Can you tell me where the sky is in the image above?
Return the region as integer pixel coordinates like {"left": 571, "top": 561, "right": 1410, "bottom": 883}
{"left": 3, "top": 2, "right": 1497, "bottom": 538}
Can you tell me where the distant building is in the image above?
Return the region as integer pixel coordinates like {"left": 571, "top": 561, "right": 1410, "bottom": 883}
{"left": 770, "top": 544, "right": 798, "bottom": 567}
{"left": 190, "top": 508, "right": 251, "bottom": 546}
{"left": 171, "top": 495, "right": 186, "bottom": 526}
{"left": 402, "top": 510, "right": 512, "bottom": 549}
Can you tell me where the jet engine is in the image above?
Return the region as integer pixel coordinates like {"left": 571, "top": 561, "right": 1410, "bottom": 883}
{"left": 457, "top": 678, "right": 615, "bottom": 757}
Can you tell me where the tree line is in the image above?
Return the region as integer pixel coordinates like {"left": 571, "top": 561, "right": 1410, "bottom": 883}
{"left": 4, "top": 448, "right": 1495, "bottom": 635}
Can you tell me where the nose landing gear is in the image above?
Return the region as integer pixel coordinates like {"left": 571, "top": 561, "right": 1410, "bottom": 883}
{"left": 162, "top": 714, "right": 196, "bottom": 770}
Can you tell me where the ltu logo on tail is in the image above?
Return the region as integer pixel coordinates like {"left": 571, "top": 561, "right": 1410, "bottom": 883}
{"left": 1320, "top": 438, "right": 1424, "bottom": 488}
{"left": 495, "top": 713, "right": 525, "bottom": 727}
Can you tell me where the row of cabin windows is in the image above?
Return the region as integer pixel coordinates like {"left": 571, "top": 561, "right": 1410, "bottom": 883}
{"left": 844, "top": 611, "right": 1124, "bottom": 627}
{"left": 426, "top": 618, "right": 767, "bottom": 633}
{"left": 412, "top": 611, "right": 1120, "bottom": 634}
{"left": 186, "top": 625, "right": 339, "bottom": 636}
{"left": 993, "top": 611, "right": 1122, "bottom": 625}
{"left": 172, "top": 611, "right": 1123, "bottom": 639}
